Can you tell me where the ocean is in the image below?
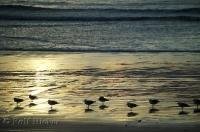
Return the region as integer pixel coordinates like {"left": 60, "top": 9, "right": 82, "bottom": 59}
{"left": 0, "top": 0, "right": 200, "bottom": 124}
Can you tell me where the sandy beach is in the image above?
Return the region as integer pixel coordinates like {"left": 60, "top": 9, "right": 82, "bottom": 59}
{"left": 0, "top": 1, "right": 200, "bottom": 131}
{"left": 0, "top": 51, "right": 200, "bottom": 131}
{"left": 1, "top": 116, "right": 200, "bottom": 132}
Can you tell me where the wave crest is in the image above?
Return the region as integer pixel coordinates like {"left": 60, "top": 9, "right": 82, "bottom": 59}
{"left": 0, "top": 5, "right": 200, "bottom": 21}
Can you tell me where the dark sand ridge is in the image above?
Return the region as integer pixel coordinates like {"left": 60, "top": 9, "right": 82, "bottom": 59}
{"left": 0, "top": 116, "right": 200, "bottom": 132}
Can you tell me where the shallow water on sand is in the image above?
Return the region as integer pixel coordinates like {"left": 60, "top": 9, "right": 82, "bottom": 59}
{"left": 0, "top": 51, "right": 200, "bottom": 123}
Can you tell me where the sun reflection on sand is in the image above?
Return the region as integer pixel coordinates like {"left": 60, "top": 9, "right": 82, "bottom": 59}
{"left": 0, "top": 52, "right": 200, "bottom": 123}
{"left": 30, "top": 59, "right": 56, "bottom": 72}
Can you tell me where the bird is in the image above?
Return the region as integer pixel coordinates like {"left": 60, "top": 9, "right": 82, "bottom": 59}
{"left": 193, "top": 99, "right": 200, "bottom": 109}
{"left": 127, "top": 101, "right": 138, "bottom": 111}
{"left": 99, "top": 96, "right": 109, "bottom": 105}
{"left": 84, "top": 99, "right": 95, "bottom": 109}
{"left": 29, "top": 94, "right": 37, "bottom": 101}
{"left": 48, "top": 100, "right": 59, "bottom": 109}
{"left": 149, "top": 99, "right": 159, "bottom": 109}
{"left": 177, "top": 102, "right": 190, "bottom": 114}
{"left": 14, "top": 97, "right": 24, "bottom": 106}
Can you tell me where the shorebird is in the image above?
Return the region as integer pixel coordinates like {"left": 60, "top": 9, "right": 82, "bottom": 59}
{"left": 193, "top": 99, "right": 200, "bottom": 113}
{"left": 48, "top": 100, "right": 59, "bottom": 109}
{"left": 84, "top": 99, "right": 95, "bottom": 109}
{"left": 99, "top": 96, "right": 109, "bottom": 105}
{"left": 177, "top": 102, "right": 190, "bottom": 114}
{"left": 149, "top": 99, "right": 159, "bottom": 109}
{"left": 14, "top": 97, "right": 24, "bottom": 106}
{"left": 193, "top": 99, "right": 200, "bottom": 109}
{"left": 127, "top": 101, "right": 138, "bottom": 111}
{"left": 29, "top": 94, "right": 37, "bottom": 101}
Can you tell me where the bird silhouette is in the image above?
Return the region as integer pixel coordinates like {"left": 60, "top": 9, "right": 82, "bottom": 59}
{"left": 29, "top": 95, "right": 37, "bottom": 101}
{"left": 84, "top": 99, "right": 95, "bottom": 109}
{"left": 149, "top": 99, "right": 159, "bottom": 113}
{"left": 14, "top": 97, "right": 24, "bottom": 106}
{"left": 193, "top": 99, "right": 200, "bottom": 113}
{"left": 193, "top": 99, "right": 200, "bottom": 109}
{"left": 149, "top": 99, "right": 159, "bottom": 109}
{"left": 29, "top": 95, "right": 38, "bottom": 107}
{"left": 177, "top": 102, "right": 190, "bottom": 115}
{"left": 126, "top": 101, "right": 138, "bottom": 117}
{"left": 127, "top": 101, "right": 138, "bottom": 111}
{"left": 48, "top": 100, "right": 59, "bottom": 110}
{"left": 99, "top": 96, "right": 109, "bottom": 105}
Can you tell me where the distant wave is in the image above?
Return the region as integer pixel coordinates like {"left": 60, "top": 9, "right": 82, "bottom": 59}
{"left": 0, "top": 36, "right": 49, "bottom": 43}
{"left": 0, "top": 16, "right": 200, "bottom": 21}
{"left": 1, "top": 5, "right": 200, "bottom": 13}
{"left": 0, "top": 5, "right": 200, "bottom": 21}
{"left": 0, "top": 48, "right": 200, "bottom": 53}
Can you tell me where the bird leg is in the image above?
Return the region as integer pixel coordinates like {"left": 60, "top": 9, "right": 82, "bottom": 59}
{"left": 181, "top": 107, "right": 184, "bottom": 112}
{"left": 87, "top": 105, "right": 89, "bottom": 110}
{"left": 51, "top": 105, "right": 52, "bottom": 110}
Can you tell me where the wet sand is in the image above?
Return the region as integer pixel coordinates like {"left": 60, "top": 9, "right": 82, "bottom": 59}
{"left": 0, "top": 51, "right": 200, "bottom": 131}
{"left": 0, "top": 116, "right": 200, "bottom": 132}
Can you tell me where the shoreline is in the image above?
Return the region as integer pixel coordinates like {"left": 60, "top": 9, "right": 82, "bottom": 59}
{"left": 0, "top": 49, "right": 200, "bottom": 54}
{"left": 1, "top": 116, "right": 200, "bottom": 132}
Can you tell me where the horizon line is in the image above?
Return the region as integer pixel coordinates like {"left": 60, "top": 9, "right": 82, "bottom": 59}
{"left": 0, "top": 49, "right": 200, "bottom": 53}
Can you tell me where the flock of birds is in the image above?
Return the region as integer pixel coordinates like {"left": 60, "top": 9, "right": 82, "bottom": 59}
{"left": 84, "top": 97, "right": 200, "bottom": 116}
{"left": 14, "top": 95, "right": 59, "bottom": 110}
{"left": 13, "top": 95, "right": 200, "bottom": 116}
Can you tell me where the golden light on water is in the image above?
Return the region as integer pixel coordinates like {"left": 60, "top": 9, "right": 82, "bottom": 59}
{"left": 30, "top": 59, "right": 55, "bottom": 71}
{"left": 0, "top": 52, "right": 200, "bottom": 123}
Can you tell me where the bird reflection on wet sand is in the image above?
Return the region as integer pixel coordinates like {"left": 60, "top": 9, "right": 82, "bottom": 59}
{"left": 13, "top": 106, "right": 24, "bottom": 111}
{"left": 48, "top": 109, "right": 58, "bottom": 114}
{"left": 127, "top": 112, "right": 138, "bottom": 117}
{"left": 149, "top": 108, "right": 159, "bottom": 113}
{"left": 85, "top": 108, "right": 94, "bottom": 113}
{"left": 29, "top": 103, "right": 37, "bottom": 107}
{"left": 99, "top": 105, "right": 109, "bottom": 110}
